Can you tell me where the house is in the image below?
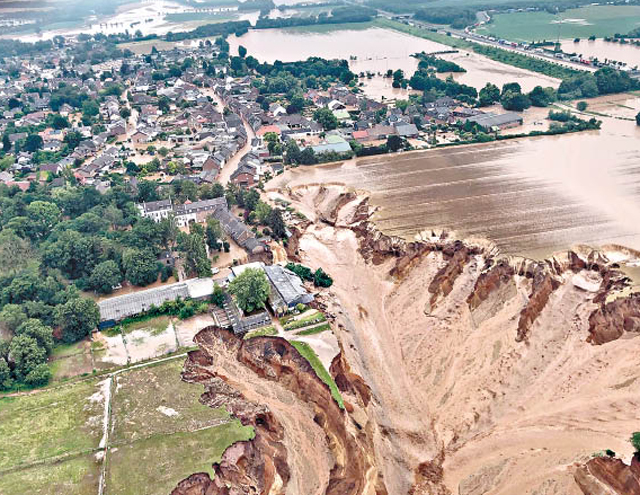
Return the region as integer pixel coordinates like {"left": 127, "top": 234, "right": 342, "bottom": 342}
{"left": 395, "top": 123, "right": 420, "bottom": 138}
{"left": 131, "top": 130, "right": 151, "bottom": 144}
{"left": 264, "top": 264, "right": 314, "bottom": 316}
{"left": 465, "top": 112, "right": 523, "bottom": 130}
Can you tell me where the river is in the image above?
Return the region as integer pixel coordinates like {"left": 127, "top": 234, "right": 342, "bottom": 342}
{"left": 560, "top": 38, "right": 640, "bottom": 69}
{"left": 268, "top": 95, "right": 640, "bottom": 259}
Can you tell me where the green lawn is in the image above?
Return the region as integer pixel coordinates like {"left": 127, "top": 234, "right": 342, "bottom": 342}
{"left": 297, "top": 323, "right": 331, "bottom": 336}
{"left": 282, "top": 311, "right": 326, "bottom": 331}
{"left": 476, "top": 5, "right": 640, "bottom": 42}
{"left": 105, "top": 422, "right": 254, "bottom": 495}
{"left": 0, "top": 454, "right": 100, "bottom": 495}
{"left": 49, "top": 340, "right": 93, "bottom": 381}
{"left": 373, "top": 18, "right": 474, "bottom": 49}
{"left": 290, "top": 341, "right": 344, "bottom": 409}
{"left": 0, "top": 379, "right": 105, "bottom": 470}
{"left": 283, "top": 21, "right": 376, "bottom": 34}
{"left": 244, "top": 325, "right": 278, "bottom": 339}
{"left": 110, "top": 359, "right": 229, "bottom": 444}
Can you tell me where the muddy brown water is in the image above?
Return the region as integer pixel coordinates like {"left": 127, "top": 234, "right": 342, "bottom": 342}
{"left": 560, "top": 38, "right": 640, "bottom": 68}
{"left": 269, "top": 103, "right": 640, "bottom": 259}
{"left": 228, "top": 27, "right": 560, "bottom": 97}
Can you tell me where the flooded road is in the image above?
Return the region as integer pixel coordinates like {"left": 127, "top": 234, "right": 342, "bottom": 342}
{"left": 229, "top": 27, "right": 560, "bottom": 98}
{"left": 560, "top": 38, "right": 640, "bottom": 68}
{"left": 268, "top": 97, "right": 640, "bottom": 259}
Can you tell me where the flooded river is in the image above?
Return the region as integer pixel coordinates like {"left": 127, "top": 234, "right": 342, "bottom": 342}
{"left": 269, "top": 95, "right": 640, "bottom": 258}
{"left": 229, "top": 27, "right": 560, "bottom": 99}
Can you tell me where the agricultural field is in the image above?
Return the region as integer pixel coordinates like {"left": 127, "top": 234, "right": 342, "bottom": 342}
{"left": 476, "top": 5, "right": 640, "bottom": 42}
{"left": 0, "top": 358, "right": 253, "bottom": 495}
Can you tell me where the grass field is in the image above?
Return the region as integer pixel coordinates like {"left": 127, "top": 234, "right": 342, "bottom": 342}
{"left": 476, "top": 5, "right": 640, "bottom": 42}
{"left": 122, "top": 315, "right": 171, "bottom": 336}
{"left": 49, "top": 341, "right": 94, "bottom": 382}
{"left": 290, "top": 341, "right": 344, "bottom": 409}
{"left": 244, "top": 325, "right": 278, "bottom": 339}
{"left": 0, "top": 379, "right": 105, "bottom": 471}
{"left": 283, "top": 21, "right": 377, "bottom": 34}
{"left": 297, "top": 323, "right": 331, "bottom": 336}
{"left": 105, "top": 422, "right": 254, "bottom": 495}
{"left": 0, "top": 454, "right": 100, "bottom": 495}
{"left": 1, "top": 357, "right": 254, "bottom": 495}
{"left": 110, "top": 359, "right": 229, "bottom": 444}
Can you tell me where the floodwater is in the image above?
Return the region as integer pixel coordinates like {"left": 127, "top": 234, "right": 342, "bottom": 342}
{"left": 268, "top": 95, "right": 640, "bottom": 259}
{"left": 228, "top": 27, "right": 560, "bottom": 99}
{"left": 560, "top": 38, "right": 640, "bottom": 69}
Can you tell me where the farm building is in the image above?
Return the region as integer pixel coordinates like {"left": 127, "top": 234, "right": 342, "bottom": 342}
{"left": 97, "top": 278, "right": 214, "bottom": 328}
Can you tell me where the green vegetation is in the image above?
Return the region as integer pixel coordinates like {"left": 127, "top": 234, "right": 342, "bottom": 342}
{"left": 283, "top": 311, "right": 327, "bottom": 331}
{"left": 0, "top": 379, "right": 104, "bottom": 470}
{"left": 415, "top": 52, "right": 466, "bottom": 73}
{"left": 122, "top": 315, "right": 171, "bottom": 336}
{"left": 286, "top": 262, "right": 334, "bottom": 288}
{"left": 255, "top": 6, "right": 376, "bottom": 29}
{"left": 244, "top": 326, "right": 278, "bottom": 339}
{"left": 476, "top": 5, "right": 640, "bottom": 42}
{"left": 106, "top": 422, "right": 254, "bottom": 495}
{"left": 374, "top": 18, "right": 474, "bottom": 49}
{"left": 0, "top": 453, "right": 100, "bottom": 495}
{"left": 297, "top": 323, "right": 331, "bottom": 336}
{"left": 290, "top": 341, "right": 344, "bottom": 409}
{"left": 228, "top": 268, "right": 270, "bottom": 313}
{"left": 631, "top": 432, "right": 640, "bottom": 453}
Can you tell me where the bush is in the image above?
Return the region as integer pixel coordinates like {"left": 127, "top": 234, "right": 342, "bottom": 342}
{"left": 577, "top": 101, "right": 588, "bottom": 112}
{"left": 631, "top": 432, "right": 640, "bottom": 453}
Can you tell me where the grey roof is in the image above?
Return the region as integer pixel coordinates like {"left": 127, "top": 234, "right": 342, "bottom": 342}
{"left": 173, "top": 197, "right": 227, "bottom": 216}
{"left": 466, "top": 112, "right": 523, "bottom": 128}
{"left": 311, "top": 141, "right": 352, "bottom": 155}
{"left": 140, "top": 199, "right": 172, "bottom": 213}
{"left": 99, "top": 283, "right": 189, "bottom": 322}
{"left": 264, "top": 265, "right": 314, "bottom": 308}
{"left": 395, "top": 123, "right": 419, "bottom": 137}
{"left": 98, "top": 278, "right": 214, "bottom": 322}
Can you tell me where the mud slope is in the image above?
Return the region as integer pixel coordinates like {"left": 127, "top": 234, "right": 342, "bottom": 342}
{"left": 174, "top": 184, "right": 640, "bottom": 495}
{"left": 280, "top": 185, "right": 640, "bottom": 495}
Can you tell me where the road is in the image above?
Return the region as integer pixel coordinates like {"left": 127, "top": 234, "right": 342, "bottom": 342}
{"left": 348, "top": 0, "right": 597, "bottom": 74}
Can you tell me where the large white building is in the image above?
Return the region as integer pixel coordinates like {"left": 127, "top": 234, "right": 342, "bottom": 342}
{"left": 137, "top": 197, "right": 227, "bottom": 227}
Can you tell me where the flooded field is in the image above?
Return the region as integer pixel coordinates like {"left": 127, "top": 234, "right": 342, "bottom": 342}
{"left": 560, "top": 38, "right": 640, "bottom": 68}
{"left": 229, "top": 27, "right": 560, "bottom": 98}
{"left": 269, "top": 96, "right": 640, "bottom": 258}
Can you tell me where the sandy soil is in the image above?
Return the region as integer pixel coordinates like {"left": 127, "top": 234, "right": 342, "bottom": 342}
{"left": 93, "top": 332, "right": 128, "bottom": 368}
{"left": 277, "top": 185, "right": 640, "bottom": 494}
{"left": 174, "top": 314, "right": 216, "bottom": 347}
{"left": 124, "top": 324, "right": 178, "bottom": 363}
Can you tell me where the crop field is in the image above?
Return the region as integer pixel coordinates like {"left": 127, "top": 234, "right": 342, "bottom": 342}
{"left": 476, "top": 5, "right": 640, "bottom": 42}
{"left": 0, "top": 359, "right": 253, "bottom": 495}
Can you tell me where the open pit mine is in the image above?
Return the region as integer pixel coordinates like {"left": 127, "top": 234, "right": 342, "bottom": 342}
{"left": 172, "top": 185, "right": 640, "bottom": 495}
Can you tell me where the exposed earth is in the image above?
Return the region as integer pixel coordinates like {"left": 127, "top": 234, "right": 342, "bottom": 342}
{"left": 172, "top": 184, "right": 640, "bottom": 494}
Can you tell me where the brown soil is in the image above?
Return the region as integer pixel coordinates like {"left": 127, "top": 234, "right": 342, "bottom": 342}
{"left": 173, "top": 184, "right": 640, "bottom": 495}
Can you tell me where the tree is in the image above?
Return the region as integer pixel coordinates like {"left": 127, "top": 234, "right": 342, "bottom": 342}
{"left": 24, "top": 363, "right": 51, "bottom": 387}
{"left": 26, "top": 201, "right": 61, "bottom": 240}
{"left": 386, "top": 135, "right": 403, "bottom": 152}
{"left": 24, "top": 134, "right": 43, "bottom": 152}
{"left": 636, "top": 112, "right": 640, "bottom": 126}
{"left": 178, "top": 225, "right": 211, "bottom": 278}
{"left": 527, "top": 86, "right": 554, "bottom": 107}
{"left": 211, "top": 284, "right": 225, "bottom": 307}
{"left": 267, "top": 208, "right": 287, "bottom": 239}
{"left": 500, "top": 90, "right": 531, "bottom": 112}
{"left": 576, "top": 101, "right": 588, "bottom": 112}
{"left": 2, "top": 134, "right": 10, "bottom": 152}
{"left": 298, "top": 147, "right": 317, "bottom": 165}
{"left": 228, "top": 268, "right": 270, "bottom": 313}
{"left": 631, "top": 432, "right": 640, "bottom": 453}
{"left": 51, "top": 114, "right": 70, "bottom": 130}
{"left": 313, "top": 107, "right": 338, "bottom": 131}
{"left": 81, "top": 99, "right": 99, "bottom": 120}
{"left": 15, "top": 319, "right": 54, "bottom": 354}
{"left": 238, "top": 45, "right": 247, "bottom": 58}
{"left": 63, "top": 131, "right": 83, "bottom": 151}
{"left": 205, "top": 217, "right": 224, "bottom": 250}
{"left": 255, "top": 201, "right": 272, "bottom": 224}
{"left": 9, "top": 334, "right": 47, "bottom": 381}
{"left": 501, "top": 82, "right": 522, "bottom": 96}
{"left": 55, "top": 298, "right": 100, "bottom": 343}
{"left": 0, "top": 357, "right": 12, "bottom": 390}
{"left": 284, "top": 139, "right": 301, "bottom": 165}
{"left": 89, "top": 260, "right": 123, "bottom": 294}
{"left": 313, "top": 268, "right": 333, "bottom": 288}
{"left": 0, "top": 304, "right": 27, "bottom": 332}
{"left": 122, "top": 248, "right": 159, "bottom": 286}
{"left": 119, "top": 107, "right": 131, "bottom": 119}
{"left": 0, "top": 229, "right": 34, "bottom": 276}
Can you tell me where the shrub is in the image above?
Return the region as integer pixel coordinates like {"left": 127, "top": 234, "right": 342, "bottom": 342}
{"left": 577, "top": 101, "right": 588, "bottom": 112}
{"left": 631, "top": 432, "right": 640, "bottom": 453}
